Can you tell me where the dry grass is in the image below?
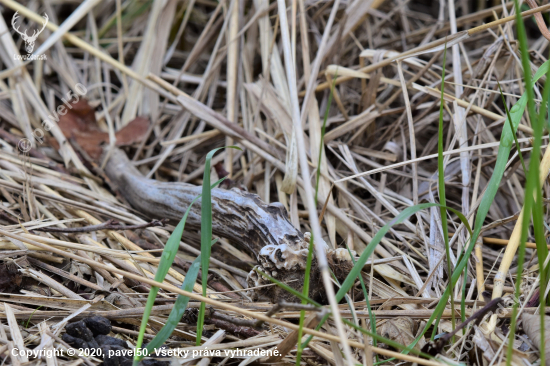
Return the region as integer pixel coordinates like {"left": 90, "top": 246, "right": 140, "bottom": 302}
{"left": 0, "top": 0, "right": 548, "bottom": 365}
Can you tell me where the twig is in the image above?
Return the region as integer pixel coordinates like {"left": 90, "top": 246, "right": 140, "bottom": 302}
{"left": 35, "top": 219, "right": 166, "bottom": 233}
{"left": 254, "top": 300, "right": 327, "bottom": 328}
{"left": 523, "top": 0, "right": 550, "bottom": 41}
{"left": 422, "top": 297, "right": 503, "bottom": 355}
{"left": 0, "top": 128, "right": 69, "bottom": 174}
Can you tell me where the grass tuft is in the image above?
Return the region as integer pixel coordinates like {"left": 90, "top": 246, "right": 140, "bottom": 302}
{"left": 133, "top": 147, "right": 238, "bottom": 365}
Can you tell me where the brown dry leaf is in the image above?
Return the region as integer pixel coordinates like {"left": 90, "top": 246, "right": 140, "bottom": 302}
{"left": 49, "top": 99, "right": 150, "bottom": 159}
{"left": 521, "top": 313, "right": 550, "bottom": 366}
{"left": 378, "top": 317, "right": 423, "bottom": 351}
{"left": 113, "top": 117, "right": 150, "bottom": 145}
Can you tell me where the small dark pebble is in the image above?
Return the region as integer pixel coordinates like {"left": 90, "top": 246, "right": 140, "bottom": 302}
{"left": 96, "top": 334, "right": 128, "bottom": 349}
{"left": 66, "top": 317, "right": 168, "bottom": 366}
{"left": 62, "top": 333, "right": 88, "bottom": 349}
{"left": 85, "top": 316, "right": 112, "bottom": 335}
{"left": 66, "top": 321, "right": 95, "bottom": 342}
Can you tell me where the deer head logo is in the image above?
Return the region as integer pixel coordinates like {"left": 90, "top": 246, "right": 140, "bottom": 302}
{"left": 12, "top": 12, "right": 48, "bottom": 53}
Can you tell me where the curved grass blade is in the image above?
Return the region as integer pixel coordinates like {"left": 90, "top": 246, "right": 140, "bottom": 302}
{"left": 392, "top": 44, "right": 550, "bottom": 356}
{"left": 336, "top": 204, "right": 471, "bottom": 301}
{"left": 496, "top": 79, "right": 526, "bottom": 172}
{"left": 506, "top": 3, "right": 550, "bottom": 365}
{"left": 308, "top": 37, "right": 550, "bottom": 366}
{"left": 535, "top": 54, "right": 550, "bottom": 362}
{"left": 144, "top": 253, "right": 202, "bottom": 355}
{"left": 346, "top": 244, "right": 378, "bottom": 361}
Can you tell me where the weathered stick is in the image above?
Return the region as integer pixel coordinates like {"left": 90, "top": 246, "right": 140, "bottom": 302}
{"left": 104, "top": 148, "right": 302, "bottom": 256}
{"left": 103, "top": 148, "right": 353, "bottom": 302}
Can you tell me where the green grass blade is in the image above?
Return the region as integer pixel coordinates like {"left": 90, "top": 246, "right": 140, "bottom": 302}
{"left": 506, "top": 3, "right": 549, "bottom": 364}
{"left": 535, "top": 55, "right": 550, "bottom": 363}
{"left": 295, "top": 232, "right": 315, "bottom": 366}
{"left": 340, "top": 318, "right": 432, "bottom": 359}
{"left": 133, "top": 201, "right": 198, "bottom": 364}
{"left": 335, "top": 204, "right": 471, "bottom": 302}
{"left": 24, "top": 306, "right": 42, "bottom": 328}
{"left": 346, "top": 245, "right": 378, "bottom": 356}
{"left": 533, "top": 35, "right": 550, "bottom": 302}
{"left": 461, "top": 266, "right": 467, "bottom": 328}
{"left": 437, "top": 42, "right": 455, "bottom": 337}
{"left": 196, "top": 146, "right": 241, "bottom": 346}
{"left": 496, "top": 80, "right": 527, "bottom": 172}
{"left": 317, "top": 34, "right": 550, "bottom": 364}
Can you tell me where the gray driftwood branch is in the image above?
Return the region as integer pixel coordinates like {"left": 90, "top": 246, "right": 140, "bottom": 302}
{"left": 104, "top": 148, "right": 353, "bottom": 302}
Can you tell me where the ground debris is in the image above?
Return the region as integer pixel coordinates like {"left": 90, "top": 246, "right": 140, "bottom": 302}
{"left": 0, "top": 1, "right": 548, "bottom": 365}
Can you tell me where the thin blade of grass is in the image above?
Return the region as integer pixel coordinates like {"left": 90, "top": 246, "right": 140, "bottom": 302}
{"left": 536, "top": 56, "right": 550, "bottom": 358}
{"left": 496, "top": 79, "right": 526, "bottom": 172}
{"left": 302, "top": 78, "right": 523, "bottom": 349}
{"left": 399, "top": 44, "right": 550, "bottom": 355}
{"left": 196, "top": 146, "right": 241, "bottom": 345}
{"left": 507, "top": 2, "right": 549, "bottom": 364}
{"left": 336, "top": 204, "right": 471, "bottom": 301}
{"left": 346, "top": 244, "right": 378, "bottom": 361}
{"left": 437, "top": 42, "right": 455, "bottom": 337}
